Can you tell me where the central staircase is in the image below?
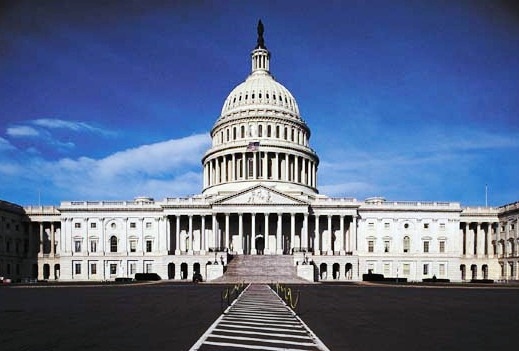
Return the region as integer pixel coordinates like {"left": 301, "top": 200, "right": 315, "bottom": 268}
{"left": 212, "top": 255, "right": 311, "bottom": 284}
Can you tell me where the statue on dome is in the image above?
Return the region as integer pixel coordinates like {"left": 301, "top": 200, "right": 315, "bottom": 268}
{"left": 256, "top": 19, "right": 266, "bottom": 49}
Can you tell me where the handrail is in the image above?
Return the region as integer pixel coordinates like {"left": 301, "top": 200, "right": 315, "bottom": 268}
{"left": 269, "top": 282, "right": 300, "bottom": 315}
{"left": 221, "top": 281, "right": 246, "bottom": 312}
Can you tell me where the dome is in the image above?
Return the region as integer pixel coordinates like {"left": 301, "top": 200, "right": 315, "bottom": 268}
{"left": 220, "top": 70, "right": 300, "bottom": 117}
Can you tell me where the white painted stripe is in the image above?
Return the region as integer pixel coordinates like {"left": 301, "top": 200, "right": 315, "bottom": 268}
{"left": 188, "top": 283, "right": 251, "bottom": 351}
{"left": 223, "top": 316, "right": 301, "bottom": 326}
{"left": 213, "top": 328, "right": 313, "bottom": 339}
{"left": 208, "top": 334, "right": 317, "bottom": 346}
{"left": 225, "top": 313, "right": 297, "bottom": 321}
{"left": 203, "top": 340, "right": 313, "bottom": 351}
{"left": 218, "top": 322, "right": 307, "bottom": 333}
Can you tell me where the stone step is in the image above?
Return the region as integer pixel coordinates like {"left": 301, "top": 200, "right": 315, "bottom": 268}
{"left": 211, "top": 255, "right": 310, "bottom": 284}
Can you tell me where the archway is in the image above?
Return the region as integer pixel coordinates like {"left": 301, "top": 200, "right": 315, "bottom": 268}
{"left": 43, "top": 264, "right": 50, "bottom": 280}
{"left": 482, "top": 264, "right": 488, "bottom": 280}
{"left": 168, "top": 263, "right": 175, "bottom": 279}
{"left": 180, "top": 263, "right": 188, "bottom": 280}
{"left": 471, "top": 264, "right": 477, "bottom": 280}
{"left": 255, "top": 235, "right": 265, "bottom": 255}
{"left": 54, "top": 264, "right": 60, "bottom": 280}
{"left": 345, "top": 263, "right": 353, "bottom": 280}
{"left": 319, "top": 263, "right": 327, "bottom": 280}
{"left": 194, "top": 262, "right": 201, "bottom": 274}
{"left": 332, "top": 263, "right": 340, "bottom": 280}
{"left": 460, "top": 264, "right": 466, "bottom": 281}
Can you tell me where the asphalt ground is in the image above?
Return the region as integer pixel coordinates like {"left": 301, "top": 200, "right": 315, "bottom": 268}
{"left": 1, "top": 282, "right": 518, "bottom": 351}
{"left": 290, "top": 282, "right": 519, "bottom": 351}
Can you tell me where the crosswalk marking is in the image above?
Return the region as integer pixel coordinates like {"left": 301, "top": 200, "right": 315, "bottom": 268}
{"left": 189, "top": 284, "right": 330, "bottom": 351}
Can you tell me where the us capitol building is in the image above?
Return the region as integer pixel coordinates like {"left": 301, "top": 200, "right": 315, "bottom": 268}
{"left": 1, "top": 22, "right": 518, "bottom": 283}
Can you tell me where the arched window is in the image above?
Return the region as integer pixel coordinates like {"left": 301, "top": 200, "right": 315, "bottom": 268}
{"left": 276, "top": 126, "right": 280, "bottom": 138}
{"left": 267, "top": 125, "right": 272, "bottom": 137}
{"left": 110, "top": 236, "right": 117, "bottom": 253}
{"left": 258, "top": 125, "right": 263, "bottom": 137}
{"left": 241, "top": 126, "right": 245, "bottom": 138}
{"left": 403, "top": 236, "right": 410, "bottom": 253}
{"left": 233, "top": 127, "right": 236, "bottom": 140}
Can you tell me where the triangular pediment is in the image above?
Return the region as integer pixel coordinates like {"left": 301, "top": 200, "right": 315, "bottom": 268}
{"left": 215, "top": 185, "right": 307, "bottom": 206}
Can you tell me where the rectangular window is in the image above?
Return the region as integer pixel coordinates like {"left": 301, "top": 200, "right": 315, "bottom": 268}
{"left": 384, "top": 241, "right": 390, "bottom": 253}
{"left": 383, "top": 263, "right": 390, "bottom": 276}
{"left": 129, "top": 263, "right": 136, "bottom": 275}
{"left": 403, "top": 263, "right": 410, "bottom": 276}
{"left": 74, "top": 222, "right": 81, "bottom": 229}
{"left": 384, "top": 222, "right": 390, "bottom": 229}
{"left": 74, "top": 240, "right": 81, "bottom": 253}
{"left": 75, "top": 263, "right": 81, "bottom": 275}
{"left": 90, "top": 240, "right": 97, "bottom": 253}
{"left": 439, "top": 241, "right": 445, "bottom": 253}
{"left": 146, "top": 240, "right": 152, "bottom": 253}
{"left": 145, "top": 263, "right": 152, "bottom": 273}
{"left": 423, "top": 241, "right": 430, "bottom": 253}
{"left": 130, "top": 240, "right": 137, "bottom": 253}
{"left": 440, "top": 223, "right": 446, "bottom": 230}
{"left": 424, "top": 223, "right": 429, "bottom": 229}
{"left": 90, "top": 222, "right": 96, "bottom": 229}
{"left": 130, "top": 222, "right": 136, "bottom": 229}
{"left": 145, "top": 222, "right": 152, "bottom": 229}
{"left": 423, "top": 264, "right": 429, "bottom": 275}
{"left": 90, "top": 263, "right": 97, "bottom": 275}
{"left": 368, "top": 222, "right": 374, "bottom": 229}
{"left": 110, "top": 264, "right": 117, "bottom": 275}
{"left": 368, "top": 240, "right": 374, "bottom": 253}
{"left": 439, "top": 264, "right": 446, "bottom": 276}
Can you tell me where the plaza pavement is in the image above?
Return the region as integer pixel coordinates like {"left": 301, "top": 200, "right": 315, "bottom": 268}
{"left": 1, "top": 281, "right": 518, "bottom": 351}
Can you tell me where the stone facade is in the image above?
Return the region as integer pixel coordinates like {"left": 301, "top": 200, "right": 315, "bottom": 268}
{"left": 1, "top": 23, "right": 516, "bottom": 283}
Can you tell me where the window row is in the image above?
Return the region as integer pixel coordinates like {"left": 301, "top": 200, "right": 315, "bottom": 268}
{"left": 367, "top": 221, "right": 447, "bottom": 230}
{"left": 74, "top": 261, "right": 153, "bottom": 276}
{"left": 214, "top": 122, "right": 308, "bottom": 147}
{"left": 73, "top": 221, "right": 156, "bottom": 229}
{"left": 74, "top": 237, "right": 154, "bottom": 253}
{"left": 367, "top": 237, "right": 446, "bottom": 253}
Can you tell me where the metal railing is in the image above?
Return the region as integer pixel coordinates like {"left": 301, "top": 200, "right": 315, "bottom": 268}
{"left": 221, "top": 282, "right": 246, "bottom": 312}
{"left": 270, "top": 282, "right": 300, "bottom": 315}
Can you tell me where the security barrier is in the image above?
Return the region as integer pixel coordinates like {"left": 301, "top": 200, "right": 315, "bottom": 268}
{"left": 270, "top": 282, "right": 300, "bottom": 315}
{"left": 221, "top": 281, "right": 246, "bottom": 312}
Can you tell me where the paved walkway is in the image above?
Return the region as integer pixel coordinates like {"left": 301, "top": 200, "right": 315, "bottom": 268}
{"left": 190, "top": 284, "right": 330, "bottom": 351}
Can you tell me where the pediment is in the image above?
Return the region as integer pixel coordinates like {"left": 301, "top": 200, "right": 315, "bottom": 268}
{"left": 215, "top": 185, "right": 307, "bottom": 206}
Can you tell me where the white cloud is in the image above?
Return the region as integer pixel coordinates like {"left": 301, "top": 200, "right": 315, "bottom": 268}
{"left": 32, "top": 118, "right": 115, "bottom": 136}
{"left": 29, "top": 133, "right": 211, "bottom": 201}
{"left": 6, "top": 125, "right": 39, "bottom": 137}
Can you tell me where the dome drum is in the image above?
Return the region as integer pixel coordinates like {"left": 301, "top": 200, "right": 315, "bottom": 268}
{"left": 202, "top": 22, "right": 319, "bottom": 197}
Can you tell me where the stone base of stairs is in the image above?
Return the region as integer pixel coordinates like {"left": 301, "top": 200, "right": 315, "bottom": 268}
{"left": 210, "top": 255, "right": 313, "bottom": 284}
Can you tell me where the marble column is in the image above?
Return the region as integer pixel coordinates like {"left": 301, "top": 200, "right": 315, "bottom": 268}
{"left": 276, "top": 213, "right": 283, "bottom": 254}
{"left": 264, "top": 213, "right": 270, "bottom": 254}
{"left": 201, "top": 215, "right": 206, "bottom": 254}
{"left": 303, "top": 213, "right": 308, "bottom": 251}
{"left": 340, "top": 215, "right": 346, "bottom": 254}
{"left": 175, "top": 215, "right": 180, "bottom": 254}
{"left": 238, "top": 213, "right": 243, "bottom": 254}
{"left": 314, "top": 215, "right": 320, "bottom": 255}
{"left": 50, "top": 222, "right": 55, "bottom": 256}
{"left": 290, "top": 213, "right": 295, "bottom": 252}
{"left": 225, "top": 214, "right": 230, "bottom": 251}
{"left": 251, "top": 213, "right": 256, "bottom": 255}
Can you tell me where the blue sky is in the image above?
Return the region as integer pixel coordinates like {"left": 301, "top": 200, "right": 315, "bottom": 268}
{"left": 1, "top": 0, "right": 518, "bottom": 207}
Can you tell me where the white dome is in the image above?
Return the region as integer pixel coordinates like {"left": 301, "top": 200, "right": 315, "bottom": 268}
{"left": 220, "top": 70, "right": 300, "bottom": 117}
